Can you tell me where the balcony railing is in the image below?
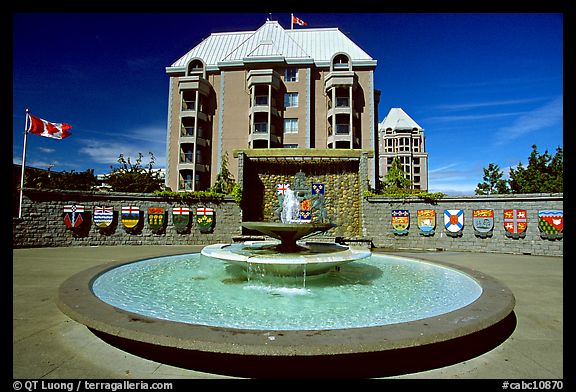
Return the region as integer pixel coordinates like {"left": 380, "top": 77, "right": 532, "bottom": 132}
{"left": 182, "top": 100, "right": 196, "bottom": 111}
{"left": 335, "top": 97, "right": 350, "bottom": 108}
{"left": 335, "top": 124, "right": 350, "bottom": 135}
{"left": 254, "top": 123, "right": 268, "bottom": 134}
{"left": 254, "top": 95, "right": 268, "bottom": 106}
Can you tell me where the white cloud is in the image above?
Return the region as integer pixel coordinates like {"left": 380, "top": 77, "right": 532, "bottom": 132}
{"left": 434, "top": 97, "right": 549, "bottom": 111}
{"left": 494, "top": 96, "right": 563, "bottom": 145}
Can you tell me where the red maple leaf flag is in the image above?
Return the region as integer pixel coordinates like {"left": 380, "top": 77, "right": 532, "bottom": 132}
{"left": 27, "top": 113, "right": 72, "bottom": 139}
{"left": 292, "top": 14, "right": 308, "bottom": 27}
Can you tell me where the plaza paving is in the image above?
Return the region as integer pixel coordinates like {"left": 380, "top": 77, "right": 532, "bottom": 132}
{"left": 13, "top": 245, "right": 563, "bottom": 379}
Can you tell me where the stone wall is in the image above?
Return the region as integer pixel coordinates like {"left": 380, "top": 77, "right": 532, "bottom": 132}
{"left": 361, "top": 193, "right": 563, "bottom": 256}
{"left": 13, "top": 189, "right": 242, "bottom": 248}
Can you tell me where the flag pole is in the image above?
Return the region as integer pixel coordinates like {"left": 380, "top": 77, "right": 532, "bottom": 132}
{"left": 18, "top": 108, "right": 30, "bottom": 219}
{"left": 291, "top": 13, "right": 293, "bottom": 30}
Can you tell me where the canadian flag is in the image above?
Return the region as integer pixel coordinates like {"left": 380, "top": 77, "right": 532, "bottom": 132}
{"left": 27, "top": 113, "right": 72, "bottom": 139}
{"left": 292, "top": 14, "right": 308, "bottom": 27}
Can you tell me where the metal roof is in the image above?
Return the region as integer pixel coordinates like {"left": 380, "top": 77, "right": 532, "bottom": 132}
{"left": 167, "top": 20, "right": 376, "bottom": 73}
{"left": 379, "top": 108, "right": 423, "bottom": 131}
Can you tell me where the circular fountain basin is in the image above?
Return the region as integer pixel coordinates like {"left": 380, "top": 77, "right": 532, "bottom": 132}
{"left": 201, "top": 241, "right": 370, "bottom": 276}
{"left": 57, "top": 251, "right": 515, "bottom": 377}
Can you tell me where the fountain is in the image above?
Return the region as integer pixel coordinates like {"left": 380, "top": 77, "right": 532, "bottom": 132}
{"left": 56, "top": 172, "right": 516, "bottom": 378}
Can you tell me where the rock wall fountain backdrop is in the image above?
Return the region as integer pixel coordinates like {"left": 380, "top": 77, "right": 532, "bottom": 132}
{"left": 237, "top": 149, "right": 368, "bottom": 238}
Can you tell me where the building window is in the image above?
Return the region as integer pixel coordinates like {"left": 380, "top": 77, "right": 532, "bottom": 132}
{"left": 284, "top": 92, "right": 298, "bottom": 108}
{"left": 284, "top": 68, "right": 298, "bottom": 82}
{"left": 283, "top": 143, "right": 298, "bottom": 148}
{"left": 284, "top": 118, "right": 298, "bottom": 134}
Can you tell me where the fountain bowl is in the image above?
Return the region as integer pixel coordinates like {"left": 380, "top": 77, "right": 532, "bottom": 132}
{"left": 201, "top": 240, "right": 371, "bottom": 276}
{"left": 241, "top": 221, "right": 335, "bottom": 252}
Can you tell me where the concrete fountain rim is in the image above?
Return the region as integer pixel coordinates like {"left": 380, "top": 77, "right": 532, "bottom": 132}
{"left": 56, "top": 250, "right": 515, "bottom": 357}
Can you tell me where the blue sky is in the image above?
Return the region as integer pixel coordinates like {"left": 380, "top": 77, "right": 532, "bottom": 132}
{"left": 12, "top": 13, "right": 563, "bottom": 195}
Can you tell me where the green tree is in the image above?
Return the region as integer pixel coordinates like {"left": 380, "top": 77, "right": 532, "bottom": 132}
{"left": 475, "top": 163, "right": 510, "bottom": 195}
{"left": 25, "top": 168, "right": 98, "bottom": 191}
{"left": 508, "top": 145, "right": 563, "bottom": 193}
{"left": 211, "top": 151, "right": 236, "bottom": 194}
{"left": 381, "top": 156, "right": 413, "bottom": 191}
{"left": 105, "top": 152, "right": 163, "bottom": 193}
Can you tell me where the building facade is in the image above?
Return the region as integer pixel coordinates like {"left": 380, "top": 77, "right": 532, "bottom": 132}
{"left": 379, "top": 108, "right": 428, "bottom": 191}
{"left": 164, "top": 20, "right": 380, "bottom": 191}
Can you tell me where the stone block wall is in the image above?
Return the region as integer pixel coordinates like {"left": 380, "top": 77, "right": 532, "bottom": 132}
{"left": 361, "top": 193, "right": 563, "bottom": 256}
{"left": 13, "top": 189, "right": 242, "bottom": 248}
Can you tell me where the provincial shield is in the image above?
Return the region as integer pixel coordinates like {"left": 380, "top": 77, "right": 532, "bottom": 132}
{"left": 93, "top": 206, "right": 113, "bottom": 229}
{"left": 472, "top": 209, "right": 494, "bottom": 238}
{"left": 121, "top": 206, "right": 140, "bottom": 229}
{"left": 148, "top": 207, "right": 166, "bottom": 231}
{"left": 392, "top": 210, "right": 409, "bottom": 235}
{"left": 63, "top": 205, "right": 84, "bottom": 229}
{"left": 172, "top": 207, "right": 190, "bottom": 232}
{"left": 311, "top": 183, "right": 325, "bottom": 195}
{"left": 538, "top": 210, "right": 563, "bottom": 240}
{"left": 417, "top": 209, "right": 436, "bottom": 236}
{"left": 196, "top": 207, "right": 215, "bottom": 233}
{"left": 299, "top": 199, "right": 312, "bottom": 223}
{"left": 504, "top": 209, "right": 527, "bottom": 239}
{"left": 444, "top": 209, "right": 464, "bottom": 237}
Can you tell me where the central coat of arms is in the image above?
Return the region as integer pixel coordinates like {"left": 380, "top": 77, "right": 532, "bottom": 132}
{"left": 391, "top": 210, "right": 409, "bottom": 235}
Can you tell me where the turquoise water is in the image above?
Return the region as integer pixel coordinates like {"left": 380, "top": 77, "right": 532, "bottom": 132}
{"left": 91, "top": 253, "right": 482, "bottom": 331}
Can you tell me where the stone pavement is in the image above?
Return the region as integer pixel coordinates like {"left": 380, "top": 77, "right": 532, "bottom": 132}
{"left": 12, "top": 246, "right": 563, "bottom": 379}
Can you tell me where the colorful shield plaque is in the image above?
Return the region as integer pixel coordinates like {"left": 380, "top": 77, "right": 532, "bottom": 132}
{"left": 172, "top": 207, "right": 191, "bottom": 232}
{"left": 444, "top": 209, "right": 464, "bottom": 237}
{"left": 311, "top": 183, "right": 325, "bottom": 195}
{"left": 392, "top": 210, "right": 409, "bottom": 235}
{"left": 277, "top": 183, "right": 290, "bottom": 196}
{"left": 121, "top": 206, "right": 140, "bottom": 229}
{"left": 417, "top": 209, "right": 436, "bottom": 236}
{"left": 299, "top": 199, "right": 312, "bottom": 223}
{"left": 538, "top": 210, "right": 563, "bottom": 240}
{"left": 472, "top": 209, "right": 494, "bottom": 238}
{"left": 504, "top": 209, "right": 527, "bottom": 239}
{"left": 63, "top": 205, "right": 84, "bottom": 229}
{"left": 196, "top": 207, "right": 215, "bottom": 233}
{"left": 94, "top": 206, "right": 113, "bottom": 229}
{"left": 148, "top": 207, "right": 166, "bottom": 231}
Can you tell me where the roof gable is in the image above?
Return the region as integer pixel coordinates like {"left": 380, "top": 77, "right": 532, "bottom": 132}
{"left": 168, "top": 20, "right": 375, "bottom": 73}
{"left": 380, "top": 108, "right": 423, "bottom": 131}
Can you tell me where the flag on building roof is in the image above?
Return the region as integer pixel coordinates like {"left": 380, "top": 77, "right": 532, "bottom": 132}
{"left": 27, "top": 113, "right": 72, "bottom": 139}
{"left": 292, "top": 14, "right": 308, "bottom": 27}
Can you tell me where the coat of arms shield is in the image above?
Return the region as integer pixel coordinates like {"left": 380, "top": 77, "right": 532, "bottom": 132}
{"left": 538, "top": 210, "right": 563, "bottom": 240}
{"left": 444, "top": 209, "right": 464, "bottom": 237}
{"left": 504, "top": 209, "right": 527, "bottom": 239}
{"left": 93, "top": 206, "right": 113, "bottom": 229}
{"left": 63, "top": 204, "right": 85, "bottom": 229}
{"left": 472, "top": 209, "right": 494, "bottom": 238}
{"left": 392, "top": 210, "right": 409, "bottom": 235}
{"left": 417, "top": 209, "right": 436, "bottom": 236}
{"left": 148, "top": 207, "right": 166, "bottom": 231}
{"left": 121, "top": 206, "right": 140, "bottom": 229}
{"left": 172, "top": 207, "right": 191, "bottom": 232}
{"left": 196, "top": 207, "right": 215, "bottom": 233}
